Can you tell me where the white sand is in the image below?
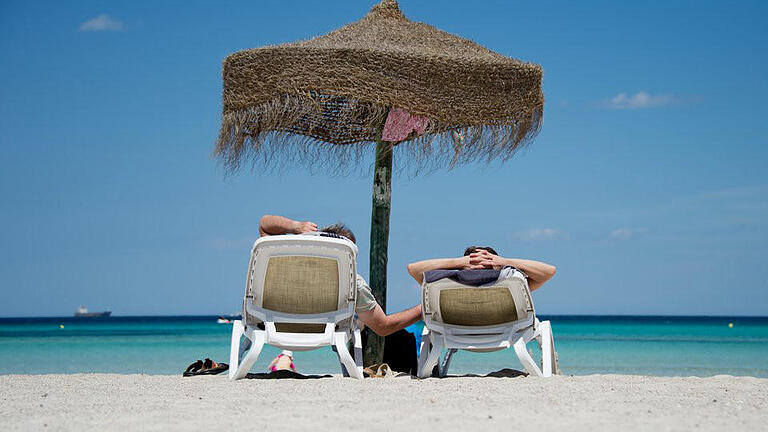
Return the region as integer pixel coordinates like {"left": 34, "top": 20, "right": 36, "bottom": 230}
{"left": 1, "top": 374, "right": 765, "bottom": 431}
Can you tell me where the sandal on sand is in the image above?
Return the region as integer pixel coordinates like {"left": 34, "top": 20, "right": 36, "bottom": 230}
{"left": 183, "top": 358, "right": 229, "bottom": 377}
{"left": 183, "top": 360, "right": 204, "bottom": 377}
{"left": 200, "top": 358, "right": 229, "bottom": 375}
{"left": 363, "top": 363, "right": 395, "bottom": 378}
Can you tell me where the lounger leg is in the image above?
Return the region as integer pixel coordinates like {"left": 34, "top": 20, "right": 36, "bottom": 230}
{"left": 538, "top": 320, "right": 556, "bottom": 377}
{"left": 513, "top": 337, "right": 543, "bottom": 377}
{"left": 334, "top": 332, "right": 363, "bottom": 379}
{"left": 418, "top": 336, "right": 442, "bottom": 379}
{"left": 416, "top": 330, "right": 432, "bottom": 374}
{"left": 228, "top": 320, "right": 245, "bottom": 379}
{"left": 353, "top": 329, "right": 364, "bottom": 378}
{"left": 333, "top": 334, "right": 355, "bottom": 378}
{"left": 439, "top": 348, "right": 457, "bottom": 378}
{"left": 230, "top": 329, "right": 265, "bottom": 380}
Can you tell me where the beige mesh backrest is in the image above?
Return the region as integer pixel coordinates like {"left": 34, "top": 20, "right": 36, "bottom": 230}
{"left": 424, "top": 271, "right": 532, "bottom": 327}
{"left": 246, "top": 235, "right": 357, "bottom": 334}
{"left": 439, "top": 287, "right": 517, "bottom": 326}
{"left": 262, "top": 256, "right": 340, "bottom": 313}
{"left": 262, "top": 256, "right": 340, "bottom": 333}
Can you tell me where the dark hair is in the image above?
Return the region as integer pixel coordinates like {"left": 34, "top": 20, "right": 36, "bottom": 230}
{"left": 321, "top": 223, "right": 356, "bottom": 244}
{"left": 463, "top": 245, "right": 498, "bottom": 256}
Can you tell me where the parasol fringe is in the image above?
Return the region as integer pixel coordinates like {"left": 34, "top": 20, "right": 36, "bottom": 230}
{"left": 215, "top": 93, "right": 542, "bottom": 176}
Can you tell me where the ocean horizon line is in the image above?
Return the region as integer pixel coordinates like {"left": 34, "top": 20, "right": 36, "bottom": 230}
{"left": 1, "top": 313, "right": 766, "bottom": 322}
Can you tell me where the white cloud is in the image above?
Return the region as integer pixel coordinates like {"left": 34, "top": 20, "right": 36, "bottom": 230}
{"left": 79, "top": 14, "right": 123, "bottom": 32}
{"left": 610, "top": 227, "right": 647, "bottom": 240}
{"left": 606, "top": 91, "right": 674, "bottom": 109}
{"left": 518, "top": 228, "right": 563, "bottom": 241}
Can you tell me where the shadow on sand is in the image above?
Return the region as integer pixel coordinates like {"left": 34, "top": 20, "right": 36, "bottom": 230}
{"left": 245, "top": 370, "right": 333, "bottom": 380}
{"left": 243, "top": 368, "right": 526, "bottom": 379}
{"left": 427, "top": 368, "right": 528, "bottom": 379}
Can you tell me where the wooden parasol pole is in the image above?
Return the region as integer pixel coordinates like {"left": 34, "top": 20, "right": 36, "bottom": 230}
{"left": 364, "top": 138, "right": 393, "bottom": 366}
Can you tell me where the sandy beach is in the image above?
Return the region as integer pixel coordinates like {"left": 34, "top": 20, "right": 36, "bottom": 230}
{"left": 1, "top": 374, "right": 765, "bottom": 431}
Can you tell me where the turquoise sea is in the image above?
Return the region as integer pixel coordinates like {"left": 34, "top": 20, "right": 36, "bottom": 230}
{"left": 1, "top": 316, "right": 766, "bottom": 377}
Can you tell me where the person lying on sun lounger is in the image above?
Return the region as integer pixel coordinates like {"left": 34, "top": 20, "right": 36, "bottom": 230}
{"left": 406, "top": 246, "right": 556, "bottom": 291}
{"left": 259, "top": 214, "right": 423, "bottom": 372}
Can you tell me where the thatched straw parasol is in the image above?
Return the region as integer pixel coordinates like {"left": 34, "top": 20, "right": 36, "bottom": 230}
{"left": 215, "top": 0, "right": 544, "bottom": 365}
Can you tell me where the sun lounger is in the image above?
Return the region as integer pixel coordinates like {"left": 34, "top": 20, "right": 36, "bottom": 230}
{"left": 228, "top": 233, "right": 364, "bottom": 380}
{"left": 416, "top": 267, "right": 557, "bottom": 378}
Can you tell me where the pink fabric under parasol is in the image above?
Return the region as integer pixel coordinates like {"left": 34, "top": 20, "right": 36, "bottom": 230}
{"left": 381, "top": 108, "right": 429, "bottom": 142}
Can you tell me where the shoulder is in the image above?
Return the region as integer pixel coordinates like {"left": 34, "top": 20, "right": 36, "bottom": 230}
{"left": 354, "top": 274, "right": 378, "bottom": 312}
{"left": 356, "top": 274, "right": 370, "bottom": 288}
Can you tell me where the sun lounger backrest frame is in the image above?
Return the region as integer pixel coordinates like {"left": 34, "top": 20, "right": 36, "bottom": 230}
{"left": 422, "top": 269, "right": 535, "bottom": 335}
{"left": 242, "top": 235, "right": 357, "bottom": 333}
{"left": 417, "top": 269, "right": 557, "bottom": 378}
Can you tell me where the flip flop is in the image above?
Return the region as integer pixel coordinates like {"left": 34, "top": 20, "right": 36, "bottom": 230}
{"left": 182, "top": 358, "right": 229, "bottom": 377}
{"left": 199, "top": 358, "right": 229, "bottom": 375}
{"left": 183, "top": 360, "right": 203, "bottom": 377}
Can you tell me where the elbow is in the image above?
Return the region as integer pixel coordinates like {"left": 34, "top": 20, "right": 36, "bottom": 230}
{"left": 378, "top": 326, "right": 396, "bottom": 337}
{"left": 259, "top": 215, "right": 276, "bottom": 236}
{"left": 370, "top": 314, "right": 404, "bottom": 337}
{"left": 406, "top": 263, "right": 416, "bottom": 278}
{"left": 406, "top": 263, "right": 422, "bottom": 283}
{"left": 370, "top": 322, "right": 395, "bottom": 337}
{"left": 259, "top": 215, "right": 270, "bottom": 228}
{"left": 546, "top": 265, "right": 557, "bottom": 279}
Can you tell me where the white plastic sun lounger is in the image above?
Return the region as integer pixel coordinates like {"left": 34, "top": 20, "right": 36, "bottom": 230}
{"left": 228, "top": 233, "right": 364, "bottom": 380}
{"left": 416, "top": 267, "right": 557, "bottom": 378}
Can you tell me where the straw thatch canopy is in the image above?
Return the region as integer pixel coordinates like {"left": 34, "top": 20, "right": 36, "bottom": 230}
{"left": 216, "top": 0, "right": 543, "bottom": 172}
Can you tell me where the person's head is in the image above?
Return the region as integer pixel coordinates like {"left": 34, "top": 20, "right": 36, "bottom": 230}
{"left": 321, "top": 223, "right": 356, "bottom": 244}
{"left": 463, "top": 245, "right": 498, "bottom": 256}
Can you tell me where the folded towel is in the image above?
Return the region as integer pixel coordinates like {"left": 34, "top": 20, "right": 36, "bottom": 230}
{"left": 424, "top": 268, "right": 500, "bottom": 286}
{"left": 424, "top": 267, "right": 522, "bottom": 286}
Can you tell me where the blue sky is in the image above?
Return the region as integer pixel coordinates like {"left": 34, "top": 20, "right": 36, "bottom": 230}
{"left": 1, "top": 0, "right": 766, "bottom": 317}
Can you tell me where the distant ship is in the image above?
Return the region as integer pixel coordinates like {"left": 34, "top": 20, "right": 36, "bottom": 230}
{"left": 74, "top": 305, "right": 111, "bottom": 318}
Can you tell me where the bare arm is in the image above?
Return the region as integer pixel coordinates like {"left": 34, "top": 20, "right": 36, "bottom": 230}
{"left": 357, "top": 304, "right": 422, "bottom": 337}
{"left": 259, "top": 215, "right": 317, "bottom": 237}
{"left": 410, "top": 250, "right": 556, "bottom": 291}
{"left": 500, "top": 257, "right": 556, "bottom": 291}
{"left": 471, "top": 250, "right": 556, "bottom": 291}
{"left": 406, "top": 256, "right": 478, "bottom": 284}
